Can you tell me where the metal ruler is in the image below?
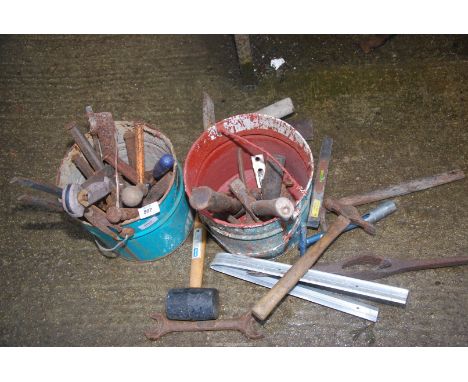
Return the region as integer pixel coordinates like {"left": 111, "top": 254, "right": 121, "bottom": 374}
{"left": 210, "top": 253, "right": 409, "bottom": 322}
{"left": 307, "top": 136, "right": 333, "bottom": 228}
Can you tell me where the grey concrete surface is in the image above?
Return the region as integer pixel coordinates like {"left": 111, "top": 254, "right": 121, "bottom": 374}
{"left": 0, "top": 35, "right": 467, "bottom": 346}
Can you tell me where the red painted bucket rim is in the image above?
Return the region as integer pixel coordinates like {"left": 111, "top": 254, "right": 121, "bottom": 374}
{"left": 184, "top": 113, "right": 314, "bottom": 227}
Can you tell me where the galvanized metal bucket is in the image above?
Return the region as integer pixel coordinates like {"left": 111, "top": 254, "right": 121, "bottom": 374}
{"left": 184, "top": 113, "right": 314, "bottom": 259}
{"left": 57, "top": 121, "right": 194, "bottom": 261}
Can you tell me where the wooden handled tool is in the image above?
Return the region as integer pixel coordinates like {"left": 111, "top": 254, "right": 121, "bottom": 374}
{"left": 165, "top": 215, "right": 219, "bottom": 321}
{"left": 251, "top": 198, "right": 375, "bottom": 321}
{"left": 189, "top": 215, "right": 207, "bottom": 287}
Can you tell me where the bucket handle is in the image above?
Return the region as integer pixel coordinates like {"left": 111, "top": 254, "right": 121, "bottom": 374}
{"left": 94, "top": 234, "right": 129, "bottom": 258}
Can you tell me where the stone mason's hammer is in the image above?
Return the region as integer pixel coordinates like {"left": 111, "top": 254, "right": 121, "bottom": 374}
{"left": 165, "top": 215, "right": 219, "bottom": 321}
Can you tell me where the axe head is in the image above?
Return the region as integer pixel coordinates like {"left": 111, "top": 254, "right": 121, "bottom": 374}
{"left": 323, "top": 198, "right": 376, "bottom": 235}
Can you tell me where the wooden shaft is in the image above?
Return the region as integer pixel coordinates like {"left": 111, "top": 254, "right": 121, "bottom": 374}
{"left": 338, "top": 169, "right": 464, "bottom": 207}
{"left": 189, "top": 186, "right": 242, "bottom": 214}
{"left": 251, "top": 215, "right": 351, "bottom": 321}
{"left": 251, "top": 197, "right": 294, "bottom": 220}
{"left": 134, "top": 123, "right": 145, "bottom": 184}
{"left": 189, "top": 215, "right": 207, "bottom": 288}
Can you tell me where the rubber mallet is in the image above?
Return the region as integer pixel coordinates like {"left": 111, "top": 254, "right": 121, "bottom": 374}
{"left": 165, "top": 215, "right": 219, "bottom": 321}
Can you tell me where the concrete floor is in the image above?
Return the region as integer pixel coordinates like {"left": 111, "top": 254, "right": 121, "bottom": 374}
{"left": 0, "top": 35, "right": 467, "bottom": 346}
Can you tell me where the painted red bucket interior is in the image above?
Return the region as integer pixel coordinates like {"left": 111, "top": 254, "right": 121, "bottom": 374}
{"left": 185, "top": 115, "right": 313, "bottom": 226}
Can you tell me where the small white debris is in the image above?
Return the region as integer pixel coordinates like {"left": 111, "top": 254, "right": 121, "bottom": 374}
{"left": 270, "top": 57, "right": 286, "bottom": 70}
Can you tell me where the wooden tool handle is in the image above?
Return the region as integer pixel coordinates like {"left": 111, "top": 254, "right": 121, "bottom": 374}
{"left": 338, "top": 169, "right": 464, "bottom": 207}
{"left": 189, "top": 215, "right": 207, "bottom": 288}
{"left": 251, "top": 215, "right": 351, "bottom": 321}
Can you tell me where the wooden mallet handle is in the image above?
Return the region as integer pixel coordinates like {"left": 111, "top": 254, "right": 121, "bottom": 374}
{"left": 189, "top": 215, "right": 207, "bottom": 288}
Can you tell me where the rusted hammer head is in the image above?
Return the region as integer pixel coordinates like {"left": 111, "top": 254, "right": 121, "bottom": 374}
{"left": 323, "top": 198, "right": 376, "bottom": 235}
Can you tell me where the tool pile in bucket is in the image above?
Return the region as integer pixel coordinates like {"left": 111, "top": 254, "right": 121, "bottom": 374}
{"left": 10, "top": 97, "right": 467, "bottom": 342}
{"left": 11, "top": 106, "right": 178, "bottom": 258}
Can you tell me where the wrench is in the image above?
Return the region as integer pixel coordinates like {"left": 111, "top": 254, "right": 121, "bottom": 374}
{"left": 145, "top": 311, "right": 263, "bottom": 340}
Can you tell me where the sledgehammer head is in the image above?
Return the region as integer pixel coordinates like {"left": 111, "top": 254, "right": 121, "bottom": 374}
{"left": 165, "top": 288, "right": 219, "bottom": 321}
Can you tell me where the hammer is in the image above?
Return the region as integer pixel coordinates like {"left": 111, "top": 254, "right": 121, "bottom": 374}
{"left": 165, "top": 215, "right": 219, "bottom": 321}
{"left": 251, "top": 197, "right": 376, "bottom": 321}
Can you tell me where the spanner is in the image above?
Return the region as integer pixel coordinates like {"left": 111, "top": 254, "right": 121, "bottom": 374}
{"left": 146, "top": 311, "right": 263, "bottom": 340}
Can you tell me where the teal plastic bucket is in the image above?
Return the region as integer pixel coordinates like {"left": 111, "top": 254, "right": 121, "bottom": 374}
{"left": 56, "top": 121, "right": 194, "bottom": 261}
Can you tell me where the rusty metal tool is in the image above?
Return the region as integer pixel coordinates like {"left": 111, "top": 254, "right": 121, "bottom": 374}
{"left": 203, "top": 91, "right": 216, "bottom": 130}
{"left": 117, "top": 122, "right": 147, "bottom": 208}
{"left": 103, "top": 152, "right": 139, "bottom": 185}
{"left": 17, "top": 194, "right": 63, "bottom": 212}
{"left": 307, "top": 136, "right": 333, "bottom": 228}
{"left": 251, "top": 197, "right": 294, "bottom": 221}
{"left": 190, "top": 186, "right": 242, "bottom": 215}
{"left": 81, "top": 164, "right": 114, "bottom": 188}
{"left": 10, "top": 177, "right": 62, "bottom": 198}
{"left": 71, "top": 152, "right": 95, "bottom": 179}
{"left": 123, "top": 130, "right": 136, "bottom": 169}
{"left": 134, "top": 122, "right": 145, "bottom": 184}
{"left": 143, "top": 171, "right": 173, "bottom": 206}
{"left": 229, "top": 178, "right": 261, "bottom": 222}
{"left": 106, "top": 206, "right": 138, "bottom": 223}
{"left": 251, "top": 198, "right": 375, "bottom": 321}
{"left": 313, "top": 254, "right": 468, "bottom": 280}
{"left": 217, "top": 127, "right": 305, "bottom": 201}
{"left": 86, "top": 108, "right": 117, "bottom": 157}
{"left": 85, "top": 106, "right": 103, "bottom": 161}
{"left": 146, "top": 311, "right": 263, "bottom": 340}
{"left": 66, "top": 121, "right": 104, "bottom": 172}
{"left": 338, "top": 169, "right": 465, "bottom": 207}
{"left": 299, "top": 201, "right": 397, "bottom": 256}
{"left": 289, "top": 119, "right": 314, "bottom": 141}
{"left": 77, "top": 178, "right": 113, "bottom": 208}
{"left": 83, "top": 205, "right": 128, "bottom": 239}
{"left": 237, "top": 147, "right": 247, "bottom": 186}
{"left": 261, "top": 154, "right": 285, "bottom": 200}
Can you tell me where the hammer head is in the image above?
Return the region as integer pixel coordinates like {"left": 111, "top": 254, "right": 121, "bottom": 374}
{"left": 189, "top": 186, "right": 213, "bottom": 211}
{"left": 166, "top": 288, "right": 219, "bottom": 321}
{"left": 323, "top": 198, "right": 376, "bottom": 235}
